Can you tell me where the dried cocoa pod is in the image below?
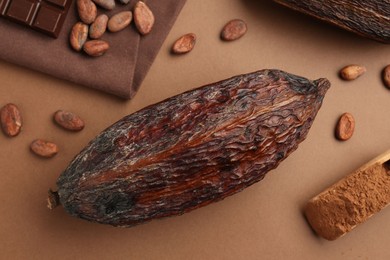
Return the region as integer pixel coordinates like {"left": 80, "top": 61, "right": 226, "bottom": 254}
{"left": 273, "top": 0, "right": 390, "bottom": 43}
{"left": 52, "top": 69, "right": 330, "bottom": 227}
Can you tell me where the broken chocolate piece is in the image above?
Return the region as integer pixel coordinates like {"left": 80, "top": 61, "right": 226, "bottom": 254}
{"left": 0, "top": 0, "right": 72, "bottom": 38}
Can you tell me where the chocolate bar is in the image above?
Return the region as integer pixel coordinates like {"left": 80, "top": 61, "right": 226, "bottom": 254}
{"left": 0, "top": 0, "right": 72, "bottom": 38}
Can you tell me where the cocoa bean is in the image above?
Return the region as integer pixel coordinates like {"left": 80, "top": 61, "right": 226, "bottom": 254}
{"left": 53, "top": 69, "right": 330, "bottom": 227}
{"left": 134, "top": 1, "right": 154, "bottom": 35}
{"left": 108, "top": 11, "right": 132, "bottom": 33}
{"left": 335, "top": 113, "right": 355, "bottom": 141}
{"left": 382, "top": 65, "right": 390, "bottom": 89}
{"left": 221, "top": 19, "right": 247, "bottom": 41}
{"left": 92, "top": 0, "right": 115, "bottom": 10}
{"left": 83, "top": 40, "right": 109, "bottom": 57}
{"left": 0, "top": 103, "right": 22, "bottom": 137}
{"left": 172, "top": 33, "right": 196, "bottom": 54}
{"left": 30, "top": 139, "right": 58, "bottom": 158}
{"left": 54, "top": 110, "right": 85, "bottom": 131}
{"left": 77, "top": 0, "right": 97, "bottom": 25}
{"left": 70, "top": 22, "right": 89, "bottom": 52}
{"left": 89, "top": 14, "right": 108, "bottom": 39}
{"left": 339, "top": 65, "right": 366, "bottom": 81}
{"left": 118, "top": 0, "right": 130, "bottom": 4}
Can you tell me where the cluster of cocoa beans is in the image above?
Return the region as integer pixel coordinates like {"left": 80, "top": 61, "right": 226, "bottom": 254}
{"left": 171, "top": 19, "right": 248, "bottom": 54}
{"left": 70, "top": 0, "right": 154, "bottom": 57}
{"left": 0, "top": 103, "right": 84, "bottom": 158}
{"left": 335, "top": 64, "right": 390, "bottom": 141}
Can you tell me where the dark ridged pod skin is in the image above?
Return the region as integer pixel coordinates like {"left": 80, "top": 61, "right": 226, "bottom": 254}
{"left": 273, "top": 0, "right": 390, "bottom": 43}
{"left": 56, "top": 70, "right": 330, "bottom": 227}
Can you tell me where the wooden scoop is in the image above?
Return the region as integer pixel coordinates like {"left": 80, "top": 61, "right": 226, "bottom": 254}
{"left": 305, "top": 150, "right": 390, "bottom": 240}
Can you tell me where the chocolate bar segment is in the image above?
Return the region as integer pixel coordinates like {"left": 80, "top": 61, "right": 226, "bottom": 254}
{"left": 0, "top": 0, "right": 72, "bottom": 38}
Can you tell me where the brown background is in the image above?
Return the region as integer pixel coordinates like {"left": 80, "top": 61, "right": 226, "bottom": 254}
{"left": 1, "top": 0, "right": 389, "bottom": 259}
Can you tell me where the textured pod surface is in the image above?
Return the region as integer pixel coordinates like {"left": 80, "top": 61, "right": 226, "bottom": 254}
{"left": 56, "top": 69, "right": 330, "bottom": 227}
{"left": 273, "top": 0, "right": 390, "bottom": 43}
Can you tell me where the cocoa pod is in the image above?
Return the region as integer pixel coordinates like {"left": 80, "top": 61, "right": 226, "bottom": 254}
{"left": 335, "top": 113, "right": 355, "bottom": 141}
{"left": 53, "top": 110, "right": 85, "bottom": 131}
{"left": 221, "top": 19, "right": 247, "bottom": 41}
{"left": 89, "top": 14, "right": 109, "bottom": 39}
{"left": 171, "top": 33, "right": 196, "bottom": 54}
{"left": 92, "top": 0, "right": 115, "bottom": 10}
{"left": 83, "top": 40, "right": 109, "bottom": 57}
{"left": 70, "top": 22, "right": 89, "bottom": 52}
{"left": 52, "top": 69, "right": 330, "bottom": 227}
{"left": 0, "top": 103, "right": 22, "bottom": 137}
{"left": 77, "top": 0, "right": 97, "bottom": 25}
{"left": 273, "top": 0, "right": 390, "bottom": 43}
{"left": 108, "top": 11, "right": 132, "bottom": 33}
{"left": 133, "top": 1, "right": 154, "bottom": 35}
{"left": 30, "top": 139, "right": 58, "bottom": 158}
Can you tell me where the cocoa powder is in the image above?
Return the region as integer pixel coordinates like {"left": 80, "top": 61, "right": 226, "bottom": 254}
{"left": 305, "top": 157, "right": 390, "bottom": 240}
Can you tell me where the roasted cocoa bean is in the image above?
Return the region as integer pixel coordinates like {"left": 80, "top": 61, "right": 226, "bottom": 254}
{"left": 53, "top": 69, "right": 330, "bottom": 227}
{"left": 339, "top": 65, "right": 366, "bottom": 81}
{"left": 221, "top": 19, "right": 247, "bottom": 41}
{"left": 54, "top": 110, "right": 85, "bottom": 131}
{"left": 30, "top": 139, "right": 58, "bottom": 158}
{"left": 92, "top": 0, "right": 115, "bottom": 10}
{"left": 108, "top": 11, "right": 132, "bottom": 33}
{"left": 335, "top": 113, "right": 355, "bottom": 141}
{"left": 83, "top": 40, "right": 109, "bottom": 57}
{"left": 134, "top": 1, "right": 154, "bottom": 35}
{"left": 89, "top": 14, "right": 109, "bottom": 39}
{"left": 172, "top": 33, "right": 196, "bottom": 54}
{"left": 383, "top": 65, "right": 390, "bottom": 89}
{"left": 0, "top": 103, "right": 22, "bottom": 137}
{"left": 70, "top": 22, "right": 89, "bottom": 52}
{"left": 77, "top": 0, "right": 97, "bottom": 25}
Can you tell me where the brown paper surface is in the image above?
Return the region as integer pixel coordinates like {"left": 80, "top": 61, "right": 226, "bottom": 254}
{"left": 0, "top": 0, "right": 389, "bottom": 259}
